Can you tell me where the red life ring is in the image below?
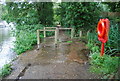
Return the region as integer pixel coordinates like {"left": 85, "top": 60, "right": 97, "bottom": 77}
{"left": 97, "top": 20, "right": 105, "bottom": 38}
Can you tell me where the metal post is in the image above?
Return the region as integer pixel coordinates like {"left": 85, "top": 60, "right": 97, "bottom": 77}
{"left": 37, "top": 30, "right": 40, "bottom": 49}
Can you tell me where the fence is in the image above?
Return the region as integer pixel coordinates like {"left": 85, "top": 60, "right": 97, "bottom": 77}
{"left": 37, "top": 27, "right": 74, "bottom": 49}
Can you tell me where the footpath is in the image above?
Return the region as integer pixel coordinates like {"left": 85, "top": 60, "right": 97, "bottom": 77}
{"left": 5, "top": 31, "right": 100, "bottom": 79}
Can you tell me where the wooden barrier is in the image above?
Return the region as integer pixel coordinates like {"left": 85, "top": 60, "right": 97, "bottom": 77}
{"left": 37, "top": 29, "right": 56, "bottom": 49}
{"left": 37, "top": 27, "right": 74, "bottom": 49}
{"left": 59, "top": 28, "right": 74, "bottom": 39}
{"left": 44, "top": 27, "right": 57, "bottom": 37}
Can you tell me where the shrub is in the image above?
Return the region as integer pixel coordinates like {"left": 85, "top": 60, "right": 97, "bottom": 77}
{"left": 13, "top": 31, "right": 37, "bottom": 54}
{"left": 90, "top": 52, "right": 119, "bottom": 75}
{"left": 105, "top": 23, "right": 120, "bottom": 55}
{"left": 0, "top": 64, "right": 12, "bottom": 78}
{"left": 87, "top": 20, "right": 120, "bottom": 78}
{"left": 13, "top": 24, "right": 44, "bottom": 55}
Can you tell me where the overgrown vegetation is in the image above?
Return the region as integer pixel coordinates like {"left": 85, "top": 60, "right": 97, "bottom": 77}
{"left": 59, "top": 2, "right": 102, "bottom": 35}
{"left": 86, "top": 3, "right": 120, "bottom": 77}
{"left": 1, "top": 2, "right": 120, "bottom": 78}
{"left": 90, "top": 52, "right": 119, "bottom": 78}
{"left": 66, "top": 41, "right": 73, "bottom": 43}
{"left": 87, "top": 18, "right": 120, "bottom": 78}
{"left": 2, "top": 2, "right": 54, "bottom": 55}
{"left": 0, "top": 64, "right": 12, "bottom": 78}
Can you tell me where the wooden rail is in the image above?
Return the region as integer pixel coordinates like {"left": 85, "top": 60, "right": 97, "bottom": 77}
{"left": 37, "top": 27, "right": 74, "bottom": 49}
{"left": 44, "top": 27, "right": 57, "bottom": 37}
{"left": 37, "top": 29, "right": 57, "bottom": 49}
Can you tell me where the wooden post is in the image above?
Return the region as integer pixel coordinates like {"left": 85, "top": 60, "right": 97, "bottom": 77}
{"left": 55, "top": 29, "right": 57, "bottom": 44}
{"left": 79, "top": 31, "right": 82, "bottom": 37}
{"left": 44, "top": 27, "right": 46, "bottom": 38}
{"left": 37, "top": 30, "right": 40, "bottom": 49}
{"left": 56, "top": 27, "right": 59, "bottom": 41}
{"left": 87, "top": 30, "right": 90, "bottom": 37}
{"left": 71, "top": 28, "right": 74, "bottom": 39}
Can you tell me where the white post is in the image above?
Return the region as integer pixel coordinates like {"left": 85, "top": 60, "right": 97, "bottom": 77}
{"left": 56, "top": 28, "right": 59, "bottom": 41}
{"left": 37, "top": 30, "right": 40, "bottom": 49}
{"left": 71, "top": 28, "right": 74, "bottom": 39}
{"left": 44, "top": 27, "right": 46, "bottom": 38}
{"left": 79, "top": 31, "right": 82, "bottom": 37}
{"left": 55, "top": 29, "right": 57, "bottom": 44}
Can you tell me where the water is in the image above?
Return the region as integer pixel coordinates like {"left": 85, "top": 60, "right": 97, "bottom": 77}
{"left": 0, "top": 27, "right": 16, "bottom": 68}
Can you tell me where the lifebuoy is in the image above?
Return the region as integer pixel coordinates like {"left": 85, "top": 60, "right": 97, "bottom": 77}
{"left": 97, "top": 20, "right": 105, "bottom": 38}
{"left": 97, "top": 18, "right": 110, "bottom": 56}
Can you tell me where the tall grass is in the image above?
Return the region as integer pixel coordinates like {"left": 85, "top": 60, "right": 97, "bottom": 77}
{"left": 87, "top": 21, "right": 120, "bottom": 78}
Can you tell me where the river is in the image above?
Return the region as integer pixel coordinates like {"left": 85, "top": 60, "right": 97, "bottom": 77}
{"left": 0, "top": 27, "right": 17, "bottom": 68}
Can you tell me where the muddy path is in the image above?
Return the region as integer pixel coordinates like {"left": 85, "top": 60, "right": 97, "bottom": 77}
{"left": 5, "top": 31, "right": 100, "bottom": 79}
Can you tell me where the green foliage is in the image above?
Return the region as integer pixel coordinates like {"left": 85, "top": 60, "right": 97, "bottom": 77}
{"left": 13, "top": 24, "right": 44, "bottom": 55}
{"left": 0, "top": 64, "right": 12, "bottom": 78}
{"left": 104, "top": 2, "right": 120, "bottom": 12}
{"left": 46, "top": 31, "right": 55, "bottom": 37}
{"left": 86, "top": 41, "right": 94, "bottom": 49}
{"left": 105, "top": 23, "right": 120, "bottom": 55}
{"left": 2, "top": 2, "right": 54, "bottom": 55}
{"left": 14, "top": 31, "right": 36, "bottom": 54}
{"left": 66, "top": 41, "right": 73, "bottom": 43}
{"left": 87, "top": 19, "right": 120, "bottom": 78}
{"left": 59, "top": 2, "right": 102, "bottom": 34}
{"left": 87, "top": 31, "right": 100, "bottom": 53}
{"left": 87, "top": 32, "right": 98, "bottom": 43}
{"left": 87, "top": 20, "right": 120, "bottom": 56}
{"left": 90, "top": 52, "right": 119, "bottom": 75}
{"left": 53, "top": 3, "right": 61, "bottom": 25}
{"left": 2, "top": 2, "right": 54, "bottom": 26}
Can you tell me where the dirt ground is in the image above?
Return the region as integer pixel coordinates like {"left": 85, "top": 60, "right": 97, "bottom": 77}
{"left": 5, "top": 31, "right": 101, "bottom": 80}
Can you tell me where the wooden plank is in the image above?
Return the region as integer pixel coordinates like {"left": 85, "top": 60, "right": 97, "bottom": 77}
{"left": 45, "top": 27, "right": 56, "bottom": 28}
{"left": 59, "top": 28, "right": 72, "bottom": 30}
{"left": 38, "top": 30, "right": 56, "bottom": 31}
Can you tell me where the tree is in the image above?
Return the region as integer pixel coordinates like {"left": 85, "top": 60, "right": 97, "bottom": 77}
{"left": 104, "top": 2, "right": 120, "bottom": 12}
{"left": 59, "top": 2, "right": 102, "bottom": 34}
{"left": 2, "top": 2, "right": 54, "bottom": 26}
{"left": 1, "top": 2, "right": 54, "bottom": 54}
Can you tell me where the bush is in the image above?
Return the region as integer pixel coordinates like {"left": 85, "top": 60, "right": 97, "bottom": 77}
{"left": 87, "top": 20, "right": 120, "bottom": 78}
{"left": 90, "top": 52, "right": 119, "bottom": 75}
{"left": 13, "top": 24, "right": 44, "bottom": 55}
{"left": 14, "top": 31, "right": 37, "bottom": 54}
{"left": 0, "top": 64, "right": 12, "bottom": 78}
{"left": 2, "top": 2, "right": 54, "bottom": 55}
{"left": 105, "top": 23, "right": 120, "bottom": 55}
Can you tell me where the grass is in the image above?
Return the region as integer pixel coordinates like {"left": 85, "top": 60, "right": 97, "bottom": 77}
{"left": 87, "top": 22, "right": 120, "bottom": 79}
{"left": 0, "top": 64, "right": 12, "bottom": 78}
{"left": 89, "top": 52, "right": 119, "bottom": 75}
{"left": 66, "top": 41, "right": 73, "bottom": 43}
